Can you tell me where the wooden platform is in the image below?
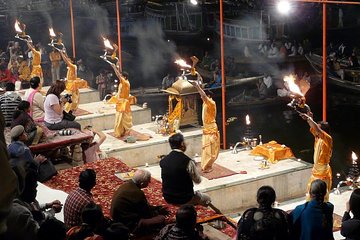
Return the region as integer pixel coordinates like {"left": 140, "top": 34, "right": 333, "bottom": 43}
{"left": 76, "top": 101, "right": 152, "bottom": 130}
{"left": 100, "top": 123, "right": 203, "bottom": 167}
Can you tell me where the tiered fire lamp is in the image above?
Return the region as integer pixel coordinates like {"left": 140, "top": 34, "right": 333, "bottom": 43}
{"left": 335, "top": 151, "right": 359, "bottom": 195}
{"left": 346, "top": 151, "right": 360, "bottom": 188}
{"left": 48, "top": 27, "right": 65, "bottom": 52}
{"left": 284, "top": 75, "right": 311, "bottom": 114}
{"left": 14, "top": 20, "right": 32, "bottom": 43}
{"left": 243, "top": 114, "right": 253, "bottom": 150}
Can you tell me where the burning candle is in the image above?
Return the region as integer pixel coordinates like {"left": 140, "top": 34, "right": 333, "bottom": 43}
{"left": 245, "top": 114, "right": 251, "bottom": 125}
{"left": 352, "top": 151, "right": 358, "bottom": 165}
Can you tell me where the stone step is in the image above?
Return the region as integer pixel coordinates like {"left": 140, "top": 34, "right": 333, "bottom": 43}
{"left": 75, "top": 101, "right": 151, "bottom": 131}
{"left": 17, "top": 87, "right": 101, "bottom": 104}
{"left": 100, "top": 123, "right": 203, "bottom": 167}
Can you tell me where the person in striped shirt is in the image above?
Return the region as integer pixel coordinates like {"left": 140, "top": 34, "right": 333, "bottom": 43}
{"left": 0, "top": 82, "right": 22, "bottom": 126}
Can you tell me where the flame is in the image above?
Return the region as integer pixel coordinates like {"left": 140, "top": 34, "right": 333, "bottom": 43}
{"left": 246, "top": 114, "right": 251, "bottom": 125}
{"left": 284, "top": 75, "right": 303, "bottom": 97}
{"left": 103, "top": 37, "right": 113, "bottom": 50}
{"left": 14, "top": 20, "right": 23, "bottom": 33}
{"left": 352, "top": 151, "right": 358, "bottom": 161}
{"left": 175, "top": 59, "right": 191, "bottom": 68}
{"left": 49, "top": 28, "right": 56, "bottom": 37}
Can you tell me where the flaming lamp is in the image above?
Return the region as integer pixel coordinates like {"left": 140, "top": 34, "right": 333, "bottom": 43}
{"left": 48, "top": 28, "right": 65, "bottom": 52}
{"left": 101, "top": 37, "right": 118, "bottom": 64}
{"left": 243, "top": 114, "right": 253, "bottom": 150}
{"left": 346, "top": 151, "right": 360, "bottom": 189}
{"left": 284, "top": 75, "right": 310, "bottom": 114}
{"left": 14, "top": 20, "right": 31, "bottom": 42}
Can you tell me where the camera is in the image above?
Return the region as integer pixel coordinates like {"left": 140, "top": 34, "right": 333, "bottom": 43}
{"left": 64, "top": 93, "right": 72, "bottom": 103}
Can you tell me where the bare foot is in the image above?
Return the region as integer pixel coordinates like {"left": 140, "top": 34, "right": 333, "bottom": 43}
{"left": 202, "top": 168, "right": 213, "bottom": 173}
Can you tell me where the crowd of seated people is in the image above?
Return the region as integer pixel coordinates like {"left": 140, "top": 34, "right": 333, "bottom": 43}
{"left": 1, "top": 113, "right": 360, "bottom": 239}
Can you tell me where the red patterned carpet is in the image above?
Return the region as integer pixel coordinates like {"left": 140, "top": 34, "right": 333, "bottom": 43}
{"left": 44, "top": 157, "right": 223, "bottom": 224}
{"left": 197, "top": 162, "right": 238, "bottom": 180}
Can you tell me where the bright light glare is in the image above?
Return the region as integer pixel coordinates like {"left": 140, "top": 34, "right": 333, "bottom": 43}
{"left": 277, "top": 1, "right": 291, "bottom": 15}
{"left": 190, "top": 0, "right": 198, "bottom": 5}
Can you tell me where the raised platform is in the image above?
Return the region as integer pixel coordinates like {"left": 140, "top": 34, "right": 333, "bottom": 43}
{"left": 143, "top": 150, "right": 313, "bottom": 213}
{"left": 17, "top": 87, "right": 100, "bottom": 104}
{"left": 75, "top": 101, "right": 151, "bottom": 130}
{"left": 100, "top": 123, "right": 203, "bottom": 167}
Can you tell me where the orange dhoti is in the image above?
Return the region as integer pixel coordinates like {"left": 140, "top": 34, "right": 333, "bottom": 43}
{"left": 64, "top": 79, "right": 88, "bottom": 112}
{"left": 306, "top": 127, "right": 333, "bottom": 202}
{"left": 114, "top": 98, "right": 132, "bottom": 138}
{"left": 201, "top": 126, "right": 220, "bottom": 171}
{"left": 31, "top": 65, "right": 43, "bottom": 85}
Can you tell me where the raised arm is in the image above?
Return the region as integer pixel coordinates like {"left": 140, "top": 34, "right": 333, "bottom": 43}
{"left": 300, "top": 112, "right": 322, "bottom": 135}
{"left": 26, "top": 41, "right": 35, "bottom": 52}
{"left": 59, "top": 50, "right": 72, "bottom": 66}
{"left": 110, "top": 60, "right": 122, "bottom": 82}
{"left": 190, "top": 80, "right": 207, "bottom": 102}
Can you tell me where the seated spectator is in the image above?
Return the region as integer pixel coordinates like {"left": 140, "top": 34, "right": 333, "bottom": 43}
{"left": 160, "top": 133, "right": 210, "bottom": 206}
{"left": 341, "top": 188, "right": 360, "bottom": 239}
{"left": 268, "top": 43, "right": 279, "bottom": 58}
{"left": 155, "top": 204, "right": 208, "bottom": 240}
{"left": 0, "top": 63, "right": 13, "bottom": 87}
{"left": 8, "top": 125, "right": 45, "bottom": 171}
{"left": 12, "top": 101, "right": 43, "bottom": 145}
{"left": 291, "top": 179, "right": 334, "bottom": 240}
{"left": 37, "top": 218, "right": 67, "bottom": 240}
{"left": 6, "top": 168, "right": 62, "bottom": 240}
{"left": 81, "top": 127, "right": 106, "bottom": 163}
{"left": 0, "top": 82, "right": 22, "bottom": 126}
{"left": 201, "top": 51, "right": 211, "bottom": 70}
{"left": 44, "top": 80, "right": 81, "bottom": 130}
{"left": 67, "top": 203, "right": 108, "bottom": 240}
{"left": 23, "top": 76, "right": 45, "bottom": 121}
{"left": 0, "top": 110, "right": 17, "bottom": 236}
{"left": 64, "top": 169, "right": 96, "bottom": 228}
{"left": 18, "top": 58, "right": 31, "bottom": 87}
{"left": 244, "top": 45, "right": 251, "bottom": 58}
{"left": 5, "top": 168, "right": 39, "bottom": 240}
{"left": 298, "top": 44, "right": 304, "bottom": 55}
{"left": 103, "top": 222, "right": 130, "bottom": 240}
{"left": 236, "top": 186, "right": 290, "bottom": 240}
{"left": 110, "top": 169, "right": 167, "bottom": 234}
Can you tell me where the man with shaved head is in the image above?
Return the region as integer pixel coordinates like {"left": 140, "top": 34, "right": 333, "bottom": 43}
{"left": 110, "top": 169, "right": 166, "bottom": 234}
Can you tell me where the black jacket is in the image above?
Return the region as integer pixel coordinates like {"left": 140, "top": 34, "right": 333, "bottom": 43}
{"left": 160, "top": 151, "right": 194, "bottom": 204}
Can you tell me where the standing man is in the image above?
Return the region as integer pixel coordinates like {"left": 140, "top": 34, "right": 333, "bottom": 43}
{"left": 63, "top": 169, "right": 96, "bottom": 228}
{"left": 190, "top": 81, "right": 220, "bottom": 173}
{"left": 300, "top": 112, "right": 332, "bottom": 202}
{"left": 49, "top": 49, "right": 61, "bottom": 83}
{"left": 160, "top": 133, "right": 210, "bottom": 206}
{"left": 111, "top": 61, "right": 133, "bottom": 138}
{"left": 110, "top": 169, "right": 166, "bottom": 234}
{"left": 26, "top": 42, "right": 43, "bottom": 86}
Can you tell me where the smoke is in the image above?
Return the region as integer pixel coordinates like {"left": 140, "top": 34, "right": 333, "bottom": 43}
{"left": 130, "top": 21, "right": 177, "bottom": 81}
